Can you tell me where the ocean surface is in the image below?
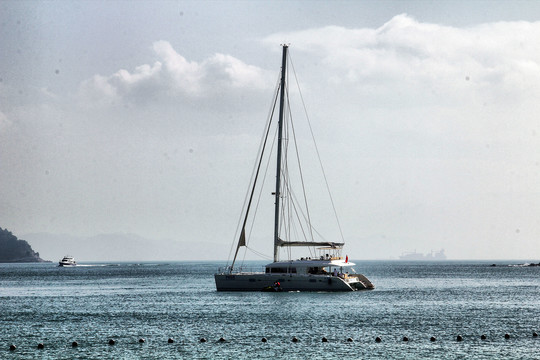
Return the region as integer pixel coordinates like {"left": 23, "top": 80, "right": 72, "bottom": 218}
{"left": 1, "top": 260, "right": 539, "bottom": 359}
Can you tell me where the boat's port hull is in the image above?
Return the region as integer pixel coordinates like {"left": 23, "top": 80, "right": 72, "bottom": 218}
{"left": 214, "top": 273, "right": 373, "bottom": 292}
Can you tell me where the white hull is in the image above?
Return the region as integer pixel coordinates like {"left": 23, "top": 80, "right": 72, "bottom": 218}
{"left": 58, "top": 256, "right": 76, "bottom": 267}
{"left": 215, "top": 272, "right": 372, "bottom": 292}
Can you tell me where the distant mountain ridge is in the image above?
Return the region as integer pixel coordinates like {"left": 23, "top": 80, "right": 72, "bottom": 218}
{"left": 0, "top": 227, "right": 49, "bottom": 262}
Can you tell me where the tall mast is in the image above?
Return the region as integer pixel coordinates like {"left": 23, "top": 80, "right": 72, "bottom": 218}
{"left": 274, "top": 45, "right": 288, "bottom": 262}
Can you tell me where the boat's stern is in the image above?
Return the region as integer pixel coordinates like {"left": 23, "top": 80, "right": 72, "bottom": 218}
{"left": 347, "top": 274, "right": 375, "bottom": 290}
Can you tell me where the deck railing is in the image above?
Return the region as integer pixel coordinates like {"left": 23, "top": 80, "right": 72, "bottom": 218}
{"left": 216, "top": 265, "right": 266, "bottom": 274}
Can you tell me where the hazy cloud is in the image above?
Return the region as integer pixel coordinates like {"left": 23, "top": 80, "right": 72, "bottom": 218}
{"left": 0, "top": 111, "right": 11, "bottom": 132}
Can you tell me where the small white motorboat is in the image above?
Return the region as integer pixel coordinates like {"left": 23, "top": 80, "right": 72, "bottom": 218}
{"left": 58, "top": 255, "right": 77, "bottom": 266}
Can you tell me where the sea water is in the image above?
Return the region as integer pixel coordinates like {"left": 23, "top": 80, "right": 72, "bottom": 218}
{"left": 0, "top": 261, "right": 538, "bottom": 359}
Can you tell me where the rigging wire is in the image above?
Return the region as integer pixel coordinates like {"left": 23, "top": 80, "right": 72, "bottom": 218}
{"left": 281, "top": 89, "right": 315, "bottom": 259}
{"left": 286, "top": 86, "right": 315, "bottom": 244}
{"left": 227, "top": 47, "right": 346, "bottom": 267}
{"left": 226, "top": 72, "right": 282, "bottom": 266}
{"left": 245, "top": 246, "right": 273, "bottom": 261}
{"left": 241, "top": 118, "right": 279, "bottom": 265}
{"left": 288, "top": 53, "right": 346, "bottom": 243}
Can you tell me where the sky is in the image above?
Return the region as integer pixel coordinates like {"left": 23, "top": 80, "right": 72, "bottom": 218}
{"left": 1, "top": 0, "right": 540, "bottom": 261}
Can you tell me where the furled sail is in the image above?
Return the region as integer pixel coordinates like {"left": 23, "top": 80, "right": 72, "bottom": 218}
{"left": 238, "top": 228, "right": 246, "bottom": 247}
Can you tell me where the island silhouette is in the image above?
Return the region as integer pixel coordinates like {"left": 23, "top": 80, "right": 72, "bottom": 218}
{"left": 0, "top": 227, "right": 49, "bottom": 263}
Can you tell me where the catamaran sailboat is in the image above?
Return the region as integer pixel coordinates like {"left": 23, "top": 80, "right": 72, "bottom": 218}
{"left": 214, "top": 45, "right": 374, "bottom": 292}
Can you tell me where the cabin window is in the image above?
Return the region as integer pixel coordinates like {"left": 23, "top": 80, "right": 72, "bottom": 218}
{"left": 266, "top": 267, "right": 296, "bottom": 274}
{"left": 308, "top": 267, "right": 328, "bottom": 275}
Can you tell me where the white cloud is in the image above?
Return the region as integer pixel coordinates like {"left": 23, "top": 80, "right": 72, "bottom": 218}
{"left": 79, "top": 40, "right": 270, "bottom": 106}
{"left": 78, "top": 74, "right": 121, "bottom": 106}
{"left": 263, "top": 14, "right": 540, "bottom": 160}
{"left": 265, "top": 14, "right": 540, "bottom": 105}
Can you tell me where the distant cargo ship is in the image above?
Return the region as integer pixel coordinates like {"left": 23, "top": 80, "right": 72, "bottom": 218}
{"left": 399, "top": 249, "right": 446, "bottom": 260}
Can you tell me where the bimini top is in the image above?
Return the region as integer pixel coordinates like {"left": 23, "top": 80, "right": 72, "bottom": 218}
{"left": 266, "top": 257, "right": 355, "bottom": 269}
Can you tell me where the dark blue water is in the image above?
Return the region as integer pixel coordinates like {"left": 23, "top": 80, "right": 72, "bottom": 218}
{"left": 1, "top": 261, "right": 539, "bottom": 359}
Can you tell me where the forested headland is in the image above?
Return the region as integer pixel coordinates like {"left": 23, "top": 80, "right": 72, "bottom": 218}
{"left": 0, "top": 227, "right": 48, "bottom": 262}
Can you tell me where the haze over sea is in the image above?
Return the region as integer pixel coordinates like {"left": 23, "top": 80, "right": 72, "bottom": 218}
{"left": 1, "top": 261, "right": 538, "bottom": 359}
